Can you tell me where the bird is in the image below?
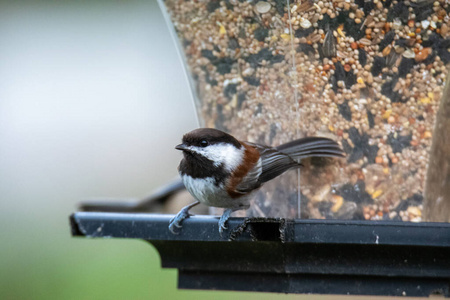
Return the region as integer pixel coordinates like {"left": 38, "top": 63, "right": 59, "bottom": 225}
{"left": 169, "top": 128, "right": 345, "bottom": 234}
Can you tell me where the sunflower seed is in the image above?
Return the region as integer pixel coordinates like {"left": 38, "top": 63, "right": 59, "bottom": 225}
{"left": 323, "top": 30, "right": 337, "bottom": 58}
{"left": 255, "top": 1, "right": 271, "bottom": 14}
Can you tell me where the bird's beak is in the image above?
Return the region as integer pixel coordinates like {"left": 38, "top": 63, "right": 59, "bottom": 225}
{"left": 175, "top": 143, "right": 188, "bottom": 151}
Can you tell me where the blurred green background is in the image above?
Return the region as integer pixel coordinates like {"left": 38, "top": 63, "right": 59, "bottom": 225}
{"left": 0, "top": 1, "right": 418, "bottom": 299}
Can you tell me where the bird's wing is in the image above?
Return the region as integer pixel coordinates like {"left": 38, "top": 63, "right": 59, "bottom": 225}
{"left": 233, "top": 157, "right": 263, "bottom": 194}
{"left": 240, "top": 137, "right": 345, "bottom": 186}
{"left": 256, "top": 146, "right": 299, "bottom": 183}
{"left": 238, "top": 143, "right": 299, "bottom": 188}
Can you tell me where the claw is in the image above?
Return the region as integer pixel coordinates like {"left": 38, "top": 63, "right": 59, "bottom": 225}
{"left": 218, "top": 223, "right": 228, "bottom": 235}
{"left": 168, "top": 224, "right": 180, "bottom": 235}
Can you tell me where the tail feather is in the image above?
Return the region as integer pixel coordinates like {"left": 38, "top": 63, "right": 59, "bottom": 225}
{"left": 276, "top": 137, "right": 345, "bottom": 160}
{"left": 276, "top": 137, "right": 336, "bottom": 151}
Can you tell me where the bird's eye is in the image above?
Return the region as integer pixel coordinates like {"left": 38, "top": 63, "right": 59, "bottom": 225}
{"left": 200, "top": 140, "right": 209, "bottom": 147}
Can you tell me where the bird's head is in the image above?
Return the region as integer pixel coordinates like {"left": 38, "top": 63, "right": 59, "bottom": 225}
{"left": 176, "top": 128, "right": 244, "bottom": 172}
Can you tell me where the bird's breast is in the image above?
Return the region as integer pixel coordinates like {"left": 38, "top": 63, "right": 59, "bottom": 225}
{"left": 181, "top": 174, "right": 250, "bottom": 208}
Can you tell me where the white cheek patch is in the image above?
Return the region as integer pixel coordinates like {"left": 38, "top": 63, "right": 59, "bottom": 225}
{"left": 189, "top": 143, "right": 243, "bottom": 172}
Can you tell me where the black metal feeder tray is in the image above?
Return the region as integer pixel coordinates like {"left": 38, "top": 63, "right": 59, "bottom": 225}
{"left": 70, "top": 211, "right": 450, "bottom": 297}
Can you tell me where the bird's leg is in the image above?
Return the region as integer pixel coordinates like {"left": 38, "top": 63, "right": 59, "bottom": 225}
{"left": 218, "top": 205, "right": 249, "bottom": 235}
{"left": 168, "top": 201, "right": 200, "bottom": 234}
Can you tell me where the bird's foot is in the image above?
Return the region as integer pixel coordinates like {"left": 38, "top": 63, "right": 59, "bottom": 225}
{"left": 169, "top": 208, "right": 190, "bottom": 234}
{"left": 218, "top": 208, "right": 233, "bottom": 235}
{"left": 169, "top": 201, "right": 200, "bottom": 234}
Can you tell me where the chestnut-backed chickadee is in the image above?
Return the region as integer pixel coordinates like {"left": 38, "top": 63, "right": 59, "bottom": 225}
{"left": 169, "top": 128, "right": 345, "bottom": 234}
